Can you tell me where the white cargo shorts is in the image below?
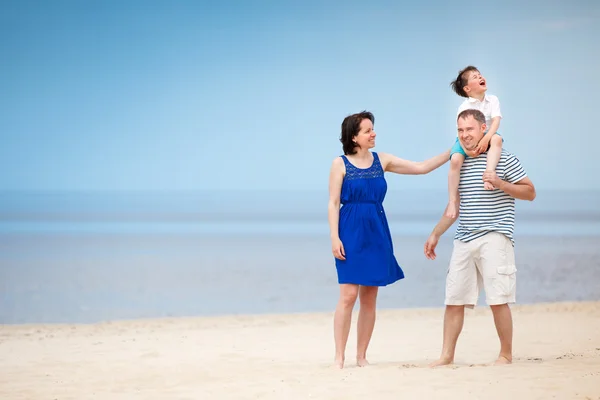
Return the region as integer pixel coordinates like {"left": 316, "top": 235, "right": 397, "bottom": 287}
{"left": 445, "top": 232, "right": 517, "bottom": 308}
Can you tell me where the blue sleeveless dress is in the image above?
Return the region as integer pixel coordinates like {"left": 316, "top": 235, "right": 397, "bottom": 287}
{"left": 335, "top": 152, "right": 405, "bottom": 286}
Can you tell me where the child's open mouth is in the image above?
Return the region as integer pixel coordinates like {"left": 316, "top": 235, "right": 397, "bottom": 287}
{"left": 479, "top": 80, "right": 486, "bottom": 86}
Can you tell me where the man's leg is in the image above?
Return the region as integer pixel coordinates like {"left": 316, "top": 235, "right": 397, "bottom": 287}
{"left": 430, "top": 239, "right": 477, "bottom": 367}
{"left": 430, "top": 305, "right": 465, "bottom": 367}
{"left": 490, "top": 303, "right": 513, "bottom": 364}
{"left": 480, "top": 232, "right": 517, "bottom": 365}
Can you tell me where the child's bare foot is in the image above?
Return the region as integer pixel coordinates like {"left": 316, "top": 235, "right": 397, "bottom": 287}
{"left": 334, "top": 356, "right": 345, "bottom": 369}
{"left": 445, "top": 201, "right": 459, "bottom": 219}
{"left": 483, "top": 181, "right": 495, "bottom": 190}
{"left": 429, "top": 357, "right": 453, "bottom": 368}
{"left": 357, "top": 358, "right": 370, "bottom": 367}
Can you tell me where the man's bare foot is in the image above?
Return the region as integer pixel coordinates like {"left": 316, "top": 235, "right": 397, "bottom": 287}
{"left": 494, "top": 355, "right": 512, "bottom": 365}
{"left": 334, "top": 356, "right": 345, "bottom": 369}
{"left": 444, "top": 201, "right": 459, "bottom": 219}
{"left": 429, "top": 357, "right": 453, "bottom": 368}
{"left": 357, "top": 358, "right": 370, "bottom": 367}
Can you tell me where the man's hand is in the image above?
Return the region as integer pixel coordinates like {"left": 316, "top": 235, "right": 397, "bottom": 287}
{"left": 483, "top": 171, "right": 503, "bottom": 189}
{"left": 424, "top": 233, "right": 439, "bottom": 260}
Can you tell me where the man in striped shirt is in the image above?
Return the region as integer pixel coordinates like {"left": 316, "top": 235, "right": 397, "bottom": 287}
{"left": 424, "top": 109, "right": 536, "bottom": 367}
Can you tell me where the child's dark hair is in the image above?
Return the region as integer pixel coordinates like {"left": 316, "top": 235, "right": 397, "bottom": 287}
{"left": 450, "top": 65, "right": 479, "bottom": 98}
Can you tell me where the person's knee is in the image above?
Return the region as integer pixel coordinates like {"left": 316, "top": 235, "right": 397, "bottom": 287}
{"left": 358, "top": 288, "right": 378, "bottom": 309}
{"left": 340, "top": 286, "right": 359, "bottom": 307}
{"left": 450, "top": 154, "right": 464, "bottom": 169}
{"left": 489, "top": 303, "right": 512, "bottom": 319}
{"left": 490, "top": 134, "right": 503, "bottom": 146}
{"left": 446, "top": 305, "right": 465, "bottom": 315}
{"left": 490, "top": 303, "right": 509, "bottom": 311}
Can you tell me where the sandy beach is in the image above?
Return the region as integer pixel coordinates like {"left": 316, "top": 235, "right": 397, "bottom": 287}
{"left": 1, "top": 301, "right": 599, "bottom": 399}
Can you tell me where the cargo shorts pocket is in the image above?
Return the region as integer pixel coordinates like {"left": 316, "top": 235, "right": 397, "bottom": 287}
{"left": 494, "top": 265, "right": 517, "bottom": 297}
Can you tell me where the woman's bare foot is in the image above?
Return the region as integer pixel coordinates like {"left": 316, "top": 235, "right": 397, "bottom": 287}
{"left": 494, "top": 355, "right": 512, "bottom": 365}
{"left": 356, "top": 358, "right": 370, "bottom": 367}
{"left": 429, "top": 357, "right": 453, "bottom": 368}
{"left": 334, "top": 356, "right": 345, "bottom": 369}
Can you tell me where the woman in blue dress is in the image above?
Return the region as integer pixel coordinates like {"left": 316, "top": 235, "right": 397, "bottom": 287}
{"left": 328, "top": 111, "right": 450, "bottom": 368}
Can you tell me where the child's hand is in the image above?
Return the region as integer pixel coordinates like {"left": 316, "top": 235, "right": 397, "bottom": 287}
{"left": 476, "top": 136, "right": 491, "bottom": 154}
{"left": 464, "top": 148, "right": 479, "bottom": 158}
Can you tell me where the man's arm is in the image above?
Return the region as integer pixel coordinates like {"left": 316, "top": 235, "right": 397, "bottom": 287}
{"left": 484, "top": 153, "right": 535, "bottom": 200}
{"left": 424, "top": 209, "right": 458, "bottom": 260}
{"left": 432, "top": 214, "right": 457, "bottom": 237}
{"left": 483, "top": 173, "right": 536, "bottom": 201}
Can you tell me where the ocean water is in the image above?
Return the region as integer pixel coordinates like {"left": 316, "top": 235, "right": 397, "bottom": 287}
{"left": 0, "top": 190, "right": 599, "bottom": 324}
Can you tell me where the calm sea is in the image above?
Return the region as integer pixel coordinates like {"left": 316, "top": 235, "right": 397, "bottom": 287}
{"left": 1, "top": 190, "right": 599, "bottom": 324}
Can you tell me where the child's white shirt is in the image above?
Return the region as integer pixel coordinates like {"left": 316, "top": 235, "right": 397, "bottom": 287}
{"left": 457, "top": 94, "right": 502, "bottom": 127}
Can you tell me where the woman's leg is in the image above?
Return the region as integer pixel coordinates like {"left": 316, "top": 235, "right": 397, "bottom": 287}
{"left": 356, "top": 285, "right": 379, "bottom": 366}
{"left": 333, "top": 283, "right": 359, "bottom": 368}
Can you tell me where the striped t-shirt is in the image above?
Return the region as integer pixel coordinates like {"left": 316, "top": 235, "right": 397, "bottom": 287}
{"left": 455, "top": 149, "right": 527, "bottom": 244}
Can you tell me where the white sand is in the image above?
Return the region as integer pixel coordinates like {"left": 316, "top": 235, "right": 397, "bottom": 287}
{"left": 1, "top": 301, "right": 599, "bottom": 399}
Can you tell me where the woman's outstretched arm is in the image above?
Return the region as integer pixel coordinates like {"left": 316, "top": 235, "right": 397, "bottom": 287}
{"left": 379, "top": 149, "right": 450, "bottom": 175}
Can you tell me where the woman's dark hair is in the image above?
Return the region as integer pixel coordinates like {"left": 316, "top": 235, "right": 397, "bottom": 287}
{"left": 450, "top": 65, "right": 478, "bottom": 98}
{"left": 340, "top": 111, "right": 374, "bottom": 155}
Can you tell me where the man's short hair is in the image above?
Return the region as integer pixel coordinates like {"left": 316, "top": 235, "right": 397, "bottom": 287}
{"left": 457, "top": 109, "right": 486, "bottom": 126}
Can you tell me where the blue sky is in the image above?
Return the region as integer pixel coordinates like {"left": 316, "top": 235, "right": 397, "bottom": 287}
{"left": 1, "top": 0, "right": 599, "bottom": 192}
